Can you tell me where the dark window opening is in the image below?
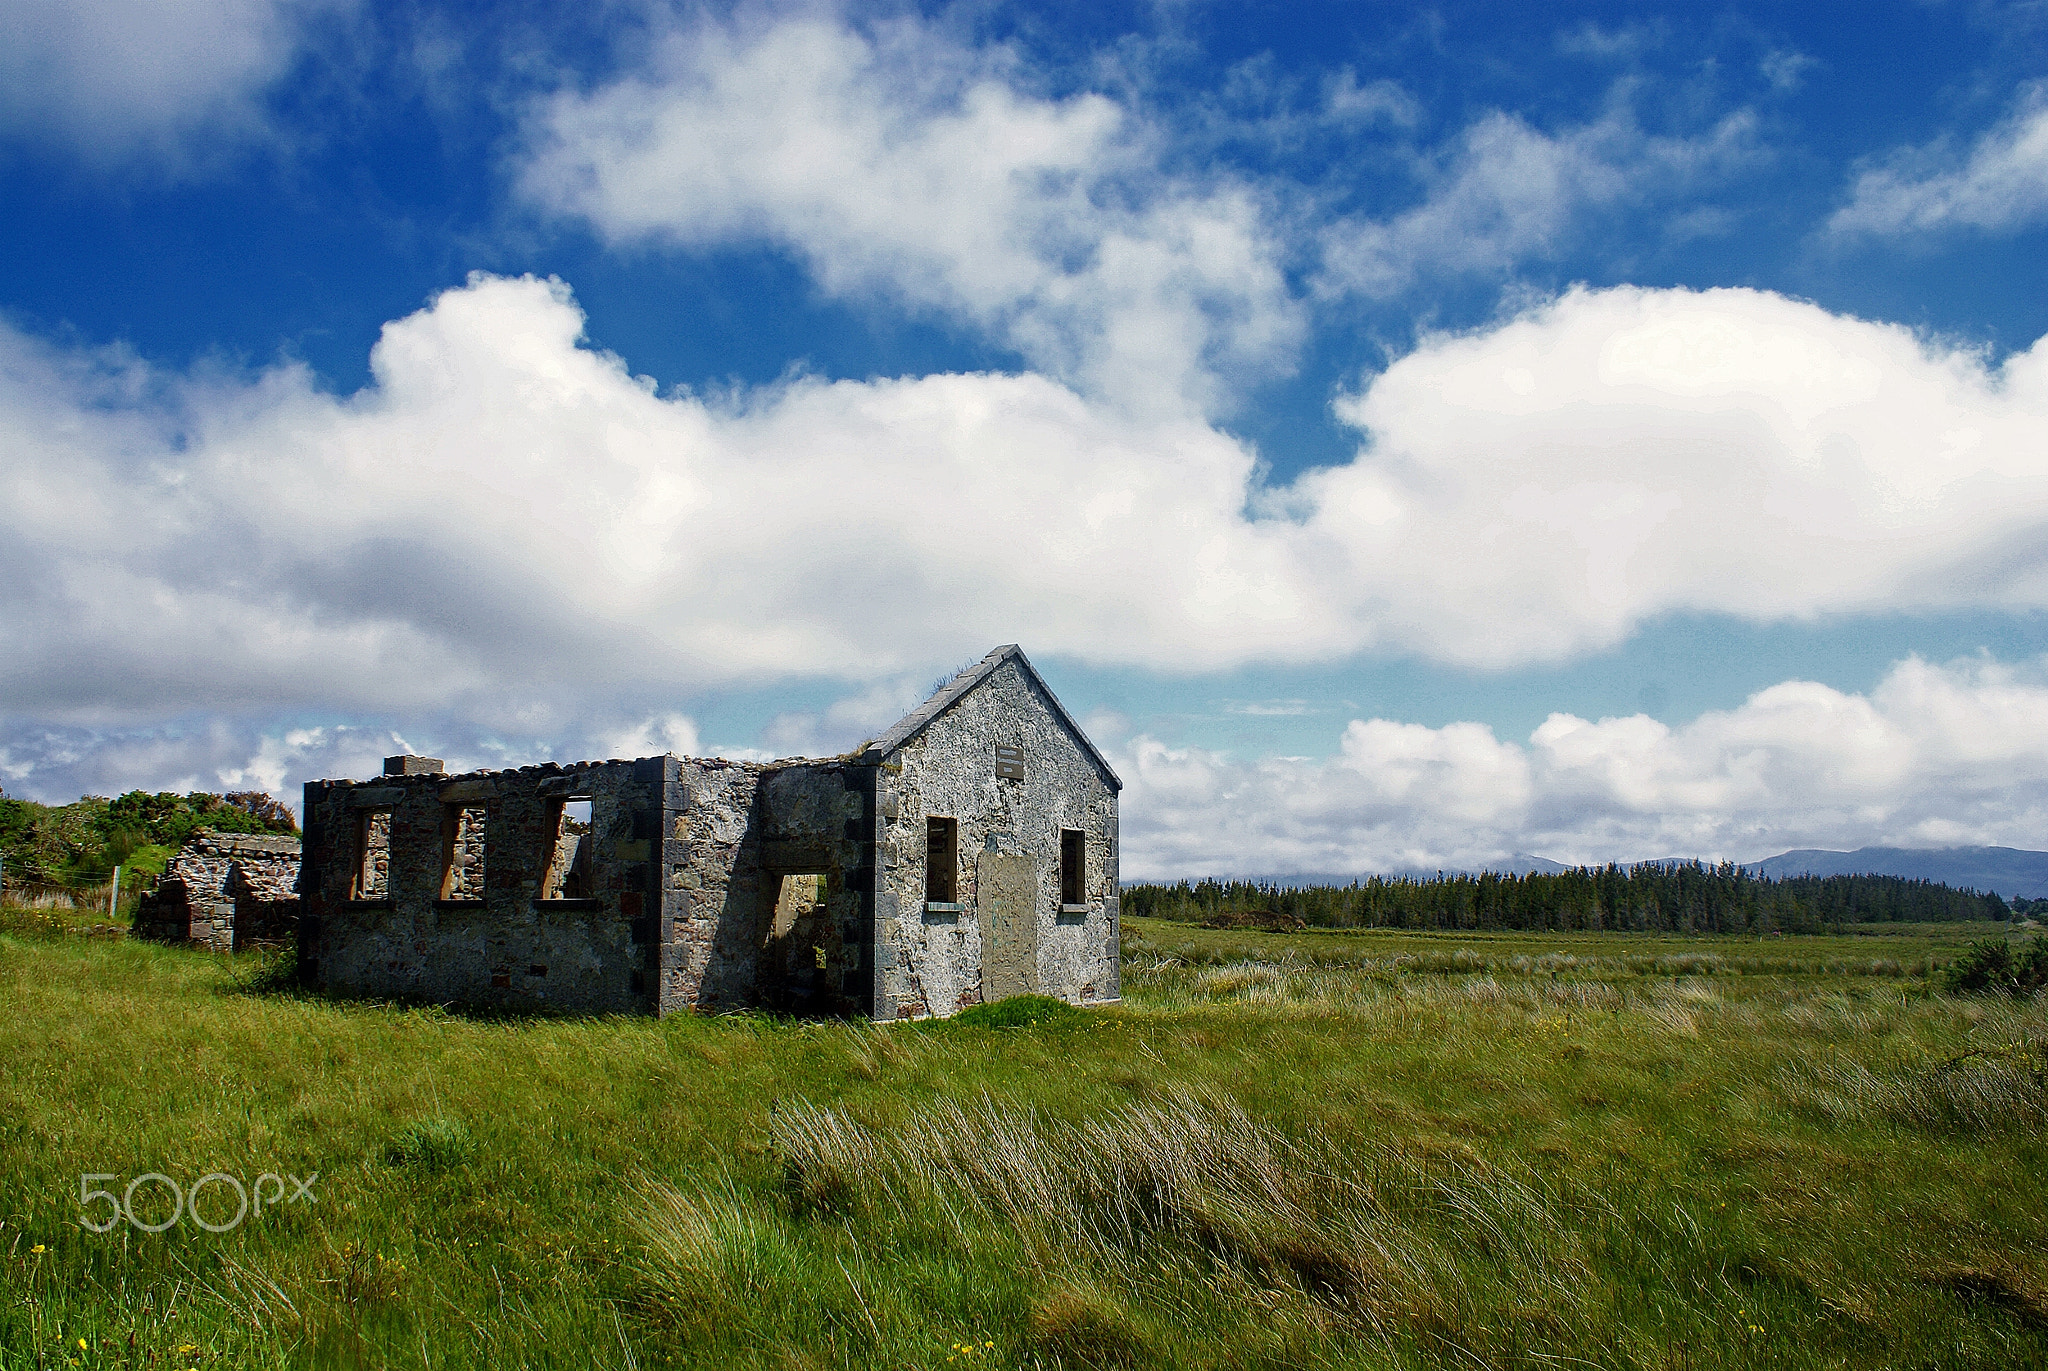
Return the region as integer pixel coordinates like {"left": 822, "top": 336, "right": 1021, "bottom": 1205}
{"left": 354, "top": 810, "right": 392, "bottom": 899}
{"left": 440, "top": 805, "right": 487, "bottom": 899}
{"left": 1060, "top": 829, "right": 1086, "bottom": 906}
{"left": 926, "top": 818, "right": 958, "bottom": 904}
{"left": 541, "top": 799, "right": 594, "bottom": 899}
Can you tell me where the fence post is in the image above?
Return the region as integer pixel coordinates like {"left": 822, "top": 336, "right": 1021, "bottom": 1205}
{"left": 110, "top": 866, "right": 120, "bottom": 919}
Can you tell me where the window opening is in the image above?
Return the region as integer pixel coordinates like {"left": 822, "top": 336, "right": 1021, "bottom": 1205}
{"left": 770, "top": 873, "right": 825, "bottom": 942}
{"left": 440, "top": 805, "right": 487, "bottom": 899}
{"left": 926, "top": 818, "right": 958, "bottom": 905}
{"left": 354, "top": 809, "right": 392, "bottom": 899}
{"left": 1060, "top": 829, "right": 1086, "bottom": 906}
{"left": 541, "top": 799, "right": 594, "bottom": 899}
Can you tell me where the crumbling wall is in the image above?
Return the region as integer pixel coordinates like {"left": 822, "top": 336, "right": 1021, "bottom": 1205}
{"left": 871, "top": 657, "right": 1120, "bottom": 1019}
{"left": 656, "top": 758, "right": 875, "bottom": 1017}
{"left": 300, "top": 759, "right": 665, "bottom": 1014}
{"left": 302, "top": 754, "right": 878, "bottom": 1018}
{"left": 133, "top": 831, "right": 302, "bottom": 952}
{"left": 293, "top": 645, "right": 1112, "bottom": 1022}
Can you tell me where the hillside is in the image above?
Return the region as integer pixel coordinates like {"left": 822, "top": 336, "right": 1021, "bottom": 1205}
{"left": 1747, "top": 845, "right": 2048, "bottom": 899}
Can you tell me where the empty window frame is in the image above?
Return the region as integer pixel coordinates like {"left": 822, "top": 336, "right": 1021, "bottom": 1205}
{"left": 1060, "top": 829, "right": 1086, "bottom": 906}
{"left": 925, "top": 817, "right": 958, "bottom": 905}
{"left": 541, "top": 798, "right": 595, "bottom": 900}
{"left": 768, "top": 873, "right": 826, "bottom": 945}
{"left": 354, "top": 809, "right": 393, "bottom": 900}
{"left": 440, "top": 804, "right": 487, "bottom": 900}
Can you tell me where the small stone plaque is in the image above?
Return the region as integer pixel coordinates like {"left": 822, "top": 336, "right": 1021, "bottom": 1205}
{"left": 995, "top": 745, "right": 1027, "bottom": 780}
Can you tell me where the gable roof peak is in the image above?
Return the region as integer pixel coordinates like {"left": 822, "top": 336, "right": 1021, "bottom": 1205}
{"left": 858, "top": 645, "right": 1121, "bottom": 790}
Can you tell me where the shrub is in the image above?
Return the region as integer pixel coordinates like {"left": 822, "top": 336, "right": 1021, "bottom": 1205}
{"left": 1940, "top": 938, "right": 2048, "bottom": 996}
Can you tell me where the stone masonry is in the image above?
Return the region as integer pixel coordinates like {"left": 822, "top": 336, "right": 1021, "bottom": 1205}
{"left": 297, "top": 645, "right": 1121, "bottom": 1018}
{"left": 132, "top": 831, "right": 303, "bottom": 953}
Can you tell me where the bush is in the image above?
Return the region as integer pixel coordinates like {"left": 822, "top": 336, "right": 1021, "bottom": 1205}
{"left": 1940, "top": 938, "right": 2048, "bottom": 996}
{"left": 951, "top": 994, "right": 1086, "bottom": 1029}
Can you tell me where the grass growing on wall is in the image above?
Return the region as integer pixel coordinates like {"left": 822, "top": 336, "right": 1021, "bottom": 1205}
{"left": 0, "top": 916, "right": 2045, "bottom": 1369}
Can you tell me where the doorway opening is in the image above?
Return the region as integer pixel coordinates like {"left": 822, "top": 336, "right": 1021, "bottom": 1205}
{"left": 759, "top": 871, "right": 849, "bottom": 1014}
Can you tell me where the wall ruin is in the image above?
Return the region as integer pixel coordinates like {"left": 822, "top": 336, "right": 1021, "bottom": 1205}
{"left": 132, "top": 831, "right": 303, "bottom": 953}
{"left": 296, "top": 645, "right": 1119, "bottom": 1019}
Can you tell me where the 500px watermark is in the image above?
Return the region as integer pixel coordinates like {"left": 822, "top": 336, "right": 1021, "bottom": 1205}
{"left": 78, "top": 1171, "right": 318, "bottom": 1233}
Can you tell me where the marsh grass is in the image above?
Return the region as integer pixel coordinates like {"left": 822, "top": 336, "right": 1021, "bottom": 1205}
{"left": 1, "top": 917, "right": 2044, "bottom": 1368}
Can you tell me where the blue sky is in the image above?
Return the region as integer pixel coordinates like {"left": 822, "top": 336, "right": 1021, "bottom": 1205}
{"left": 5, "top": 0, "right": 2048, "bottom": 875}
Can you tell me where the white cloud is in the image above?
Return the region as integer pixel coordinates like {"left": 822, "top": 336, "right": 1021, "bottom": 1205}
{"left": 1322, "top": 70, "right": 1420, "bottom": 127}
{"left": 1306, "top": 282, "right": 2048, "bottom": 664}
{"left": 7, "top": 273, "right": 2048, "bottom": 737}
{"left": 1758, "top": 49, "right": 1816, "bottom": 94}
{"left": 1317, "top": 104, "right": 1761, "bottom": 297}
{"left": 517, "top": 8, "right": 1300, "bottom": 419}
{"left": 1832, "top": 84, "right": 2048, "bottom": 236}
{"left": 597, "top": 712, "right": 702, "bottom": 763}
{"left": 0, "top": 0, "right": 344, "bottom": 163}
{"left": 0, "top": 720, "right": 399, "bottom": 811}
{"left": 759, "top": 680, "right": 931, "bottom": 760}
{"left": 1117, "top": 654, "right": 2048, "bottom": 877}
{"left": 12, "top": 653, "right": 2047, "bottom": 869}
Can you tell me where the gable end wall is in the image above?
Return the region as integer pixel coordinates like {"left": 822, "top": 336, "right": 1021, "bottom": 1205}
{"left": 874, "top": 658, "right": 1119, "bottom": 1018}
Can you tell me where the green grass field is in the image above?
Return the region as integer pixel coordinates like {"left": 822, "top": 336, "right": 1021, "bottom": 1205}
{"left": 1, "top": 910, "right": 2044, "bottom": 1369}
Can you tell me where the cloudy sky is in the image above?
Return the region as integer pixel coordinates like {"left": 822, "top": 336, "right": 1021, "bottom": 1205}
{"left": 5, "top": 0, "right": 2048, "bottom": 876}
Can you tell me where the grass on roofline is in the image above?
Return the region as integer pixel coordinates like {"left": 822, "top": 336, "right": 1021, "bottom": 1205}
{"left": 0, "top": 907, "right": 2044, "bottom": 1369}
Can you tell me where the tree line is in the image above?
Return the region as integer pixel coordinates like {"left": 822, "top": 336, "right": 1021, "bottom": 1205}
{"left": 0, "top": 788, "right": 297, "bottom": 890}
{"left": 1122, "top": 862, "right": 2010, "bottom": 936}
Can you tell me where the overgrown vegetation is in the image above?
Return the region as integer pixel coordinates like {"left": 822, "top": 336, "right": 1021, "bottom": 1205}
{"left": 0, "top": 786, "right": 296, "bottom": 895}
{"left": 1942, "top": 936, "right": 2048, "bottom": 996}
{"left": 0, "top": 914, "right": 2044, "bottom": 1368}
{"left": 1125, "top": 863, "right": 2011, "bottom": 934}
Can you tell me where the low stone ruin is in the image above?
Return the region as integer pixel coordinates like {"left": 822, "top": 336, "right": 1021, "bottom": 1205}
{"left": 132, "top": 830, "right": 302, "bottom": 952}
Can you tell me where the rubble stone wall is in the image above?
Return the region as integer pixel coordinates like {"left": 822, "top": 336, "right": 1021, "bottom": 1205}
{"left": 132, "top": 831, "right": 303, "bottom": 953}
{"left": 656, "top": 758, "right": 876, "bottom": 1016}
{"left": 302, "top": 755, "right": 882, "bottom": 1017}
{"left": 300, "top": 759, "right": 666, "bottom": 1014}
{"left": 295, "top": 652, "right": 1113, "bottom": 1020}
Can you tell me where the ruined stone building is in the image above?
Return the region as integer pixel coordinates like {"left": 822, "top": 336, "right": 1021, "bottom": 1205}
{"left": 132, "top": 831, "right": 303, "bottom": 952}
{"left": 297, "top": 645, "right": 1122, "bottom": 1018}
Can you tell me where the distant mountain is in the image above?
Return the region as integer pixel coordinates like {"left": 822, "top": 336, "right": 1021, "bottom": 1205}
{"left": 1745, "top": 846, "right": 2048, "bottom": 900}
{"left": 1449, "top": 853, "right": 1573, "bottom": 877}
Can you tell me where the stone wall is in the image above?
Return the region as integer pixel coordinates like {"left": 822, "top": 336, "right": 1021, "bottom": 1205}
{"left": 869, "top": 655, "right": 1120, "bottom": 1019}
{"left": 655, "top": 758, "right": 876, "bottom": 1016}
{"left": 302, "top": 755, "right": 881, "bottom": 1017}
{"left": 300, "top": 759, "right": 666, "bottom": 1014}
{"left": 295, "top": 648, "right": 1115, "bottom": 1020}
{"left": 133, "top": 831, "right": 303, "bottom": 952}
